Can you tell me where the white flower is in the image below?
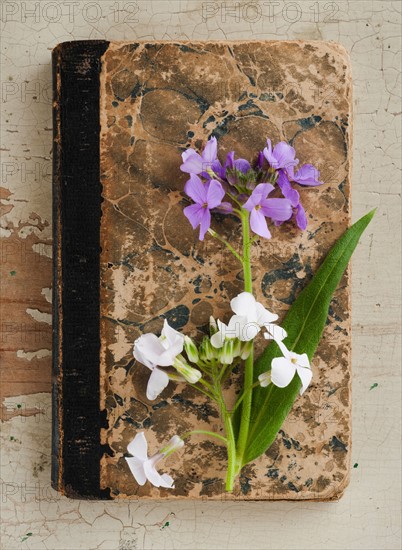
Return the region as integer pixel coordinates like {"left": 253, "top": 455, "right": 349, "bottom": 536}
{"left": 133, "top": 320, "right": 185, "bottom": 400}
{"left": 125, "top": 432, "right": 184, "bottom": 489}
{"left": 231, "top": 292, "right": 287, "bottom": 342}
{"left": 269, "top": 340, "right": 312, "bottom": 395}
{"left": 210, "top": 316, "right": 247, "bottom": 348}
{"left": 211, "top": 292, "right": 286, "bottom": 347}
{"left": 135, "top": 319, "right": 184, "bottom": 366}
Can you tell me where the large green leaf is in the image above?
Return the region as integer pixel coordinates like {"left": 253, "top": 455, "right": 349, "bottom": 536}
{"left": 243, "top": 210, "right": 375, "bottom": 465}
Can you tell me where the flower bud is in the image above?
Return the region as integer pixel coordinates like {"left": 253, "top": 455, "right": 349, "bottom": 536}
{"left": 240, "top": 340, "right": 253, "bottom": 360}
{"left": 184, "top": 335, "right": 199, "bottom": 364}
{"left": 258, "top": 371, "right": 272, "bottom": 388}
{"left": 173, "top": 356, "right": 202, "bottom": 384}
{"left": 199, "top": 336, "right": 218, "bottom": 362}
{"left": 232, "top": 338, "right": 242, "bottom": 358}
{"left": 220, "top": 339, "right": 234, "bottom": 365}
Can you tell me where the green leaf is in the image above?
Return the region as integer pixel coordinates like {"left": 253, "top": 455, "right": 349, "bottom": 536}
{"left": 243, "top": 210, "right": 375, "bottom": 465}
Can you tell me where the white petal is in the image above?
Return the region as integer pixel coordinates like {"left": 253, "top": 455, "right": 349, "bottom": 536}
{"left": 239, "top": 321, "right": 260, "bottom": 341}
{"left": 210, "top": 330, "right": 225, "bottom": 348}
{"left": 162, "top": 319, "right": 184, "bottom": 348}
{"left": 127, "top": 432, "right": 148, "bottom": 460}
{"left": 297, "top": 353, "right": 310, "bottom": 368}
{"left": 255, "top": 302, "right": 278, "bottom": 325}
{"left": 227, "top": 315, "right": 247, "bottom": 339}
{"left": 143, "top": 459, "right": 167, "bottom": 488}
{"left": 135, "top": 333, "right": 167, "bottom": 366}
{"left": 276, "top": 338, "right": 292, "bottom": 359}
{"left": 125, "top": 457, "right": 147, "bottom": 486}
{"left": 270, "top": 357, "right": 296, "bottom": 388}
{"left": 297, "top": 366, "right": 313, "bottom": 395}
{"left": 146, "top": 368, "right": 170, "bottom": 400}
{"left": 230, "top": 292, "right": 256, "bottom": 318}
{"left": 263, "top": 324, "right": 287, "bottom": 342}
{"left": 159, "top": 473, "right": 175, "bottom": 488}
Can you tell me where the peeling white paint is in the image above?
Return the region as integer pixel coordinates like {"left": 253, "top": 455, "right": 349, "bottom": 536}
{"left": 41, "top": 287, "right": 52, "bottom": 303}
{"left": 16, "top": 348, "right": 51, "bottom": 361}
{"left": 26, "top": 308, "right": 52, "bottom": 325}
{"left": 32, "top": 242, "right": 52, "bottom": 258}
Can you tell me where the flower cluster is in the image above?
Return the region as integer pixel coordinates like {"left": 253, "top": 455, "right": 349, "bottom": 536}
{"left": 132, "top": 290, "right": 312, "bottom": 488}
{"left": 181, "top": 137, "right": 322, "bottom": 239}
{"left": 127, "top": 136, "right": 321, "bottom": 491}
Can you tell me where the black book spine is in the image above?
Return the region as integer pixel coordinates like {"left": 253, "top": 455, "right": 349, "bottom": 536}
{"left": 52, "top": 40, "right": 110, "bottom": 499}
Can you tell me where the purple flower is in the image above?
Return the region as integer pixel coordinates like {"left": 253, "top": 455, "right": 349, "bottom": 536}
{"left": 212, "top": 151, "right": 251, "bottom": 184}
{"left": 256, "top": 151, "right": 265, "bottom": 170}
{"left": 290, "top": 164, "right": 323, "bottom": 186}
{"left": 243, "top": 183, "right": 292, "bottom": 239}
{"left": 295, "top": 203, "right": 307, "bottom": 230}
{"left": 276, "top": 162, "right": 323, "bottom": 230}
{"left": 263, "top": 139, "right": 299, "bottom": 171}
{"left": 276, "top": 170, "right": 307, "bottom": 230}
{"left": 211, "top": 151, "right": 234, "bottom": 180}
{"left": 180, "top": 137, "right": 218, "bottom": 177}
{"left": 277, "top": 170, "right": 300, "bottom": 207}
{"left": 183, "top": 174, "right": 225, "bottom": 240}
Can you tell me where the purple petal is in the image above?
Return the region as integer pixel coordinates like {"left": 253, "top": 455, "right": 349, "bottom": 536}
{"left": 224, "top": 151, "right": 235, "bottom": 171}
{"left": 182, "top": 148, "right": 196, "bottom": 162}
{"left": 211, "top": 159, "right": 224, "bottom": 179}
{"left": 234, "top": 159, "right": 251, "bottom": 173}
{"left": 199, "top": 209, "right": 211, "bottom": 240}
{"left": 206, "top": 179, "right": 225, "bottom": 209}
{"left": 261, "top": 198, "right": 293, "bottom": 222}
{"left": 277, "top": 170, "right": 300, "bottom": 207}
{"left": 180, "top": 152, "right": 204, "bottom": 174}
{"left": 295, "top": 203, "right": 307, "bottom": 230}
{"left": 256, "top": 151, "right": 264, "bottom": 169}
{"left": 202, "top": 137, "right": 217, "bottom": 164}
{"left": 183, "top": 203, "right": 205, "bottom": 229}
{"left": 214, "top": 201, "right": 233, "bottom": 214}
{"left": 243, "top": 193, "right": 259, "bottom": 211}
{"left": 293, "top": 164, "right": 323, "bottom": 186}
{"left": 263, "top": 139, "right": 298, "bottom": 170}
{"left": 263, "top": 139, "right": 274, "bottom": 164}
{"left": 184, "top": 174, "right": 207, "bottom": 204}
{"left": 243, "top": 183, "right": 273, "bottom": 211}
{"left": 250, "top": 209, "right": 271, "bottom": 239}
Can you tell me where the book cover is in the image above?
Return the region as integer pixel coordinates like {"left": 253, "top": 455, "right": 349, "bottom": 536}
{"left": 52, "top": 40, "right": 352, "bottom": 500}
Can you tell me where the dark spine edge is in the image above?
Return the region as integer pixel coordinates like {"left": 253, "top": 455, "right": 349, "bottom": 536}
{"left": 51, "top": 40, "right": 110, "bottom": 499}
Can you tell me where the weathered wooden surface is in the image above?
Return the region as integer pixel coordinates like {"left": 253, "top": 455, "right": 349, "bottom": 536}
{"left": 1, "top": 1, "right": 400, "bottom": 548}
{"left": 99, "top": 40, "right": 352, "bottom": 500}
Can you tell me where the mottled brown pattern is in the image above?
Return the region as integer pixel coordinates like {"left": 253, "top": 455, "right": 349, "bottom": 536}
{"left": 99, "top": 41, "right": 352, "bottom": 500}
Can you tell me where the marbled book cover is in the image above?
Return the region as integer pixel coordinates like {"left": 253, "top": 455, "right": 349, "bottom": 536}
{"left": 52, "top": 40, "right": 352, "bottom": 500}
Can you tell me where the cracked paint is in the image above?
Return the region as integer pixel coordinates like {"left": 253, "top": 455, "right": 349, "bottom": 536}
{"left": 1, "top": 0, "right": 400, "bottom": 548}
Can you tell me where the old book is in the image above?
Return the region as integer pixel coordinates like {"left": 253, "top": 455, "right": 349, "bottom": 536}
{"left": 52, "top": 40, "right": 352, "bottom": 500}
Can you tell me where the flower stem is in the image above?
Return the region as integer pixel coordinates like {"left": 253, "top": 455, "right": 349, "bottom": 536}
{"left": 230, "top": 381, "right": 260, "bottom": 416}
{"left": 235, "top": 209, "right": 254, "bottom": 476}
{"left": 207, "top": 229, "right": 243, "bottom": 264}
{"left": 181, "top": 430, "right": 228, "bottom": 444}
{"left": 216, "top": 391, "right": 237, "bottom": 491}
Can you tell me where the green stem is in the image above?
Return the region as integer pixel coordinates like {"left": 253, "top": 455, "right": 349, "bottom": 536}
{"left": 181, "top": 430, "right": 227, "bottom": 444}
{"left": 230, "top": 381, "right": 260, "bottom": 416}
{"left": 208, "top": 229, "right": 243, "bottom": 264}
{"left": 235, "top": 209, "right": 254, "bottom": 475}
{"left": 211, "top": 372, "right": 237, "bottom": 492}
